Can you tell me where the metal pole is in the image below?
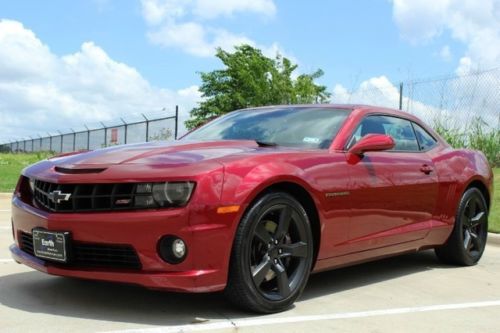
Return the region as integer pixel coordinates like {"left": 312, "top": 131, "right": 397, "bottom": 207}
{"left": 121, "top": 118, "right": 127, "bottom": 144}
{"left": 71, "top": 129, "right": 76, "bottom": 151}
{"left": 48, "top": 132, "right": 52, "bottom": 152}
{"left": 142, "top": 114, "right": 149, "bottom": 142}
{"left": 175, "top": 105, "right": 179, "bottom": 140}
{"left": 58, "top": 131, "right": 63, "bottom": 153}
{"left": 84, "top": 125, "right": 90, "bottom": 150}
{"left": 399, "top": 82, "right": 403, "bottom": 110}
{"left": 100, "top": 122, "right": 107, "bottom": 147}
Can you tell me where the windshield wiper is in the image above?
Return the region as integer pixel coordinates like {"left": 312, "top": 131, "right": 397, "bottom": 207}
{"left": 255, "top": 140, "right": 278, "bottom": 147}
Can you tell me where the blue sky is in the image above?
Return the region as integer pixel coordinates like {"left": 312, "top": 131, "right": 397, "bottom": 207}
{"left": 1, "top": 0, "right": 463, "bottom": 88}
{"left": 0, "top": 0, "right": 498, "bottom": 141}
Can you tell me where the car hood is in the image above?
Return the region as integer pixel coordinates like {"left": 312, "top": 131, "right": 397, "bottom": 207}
{"left": 48, "top": 140, "right": 284, "bottom": 169}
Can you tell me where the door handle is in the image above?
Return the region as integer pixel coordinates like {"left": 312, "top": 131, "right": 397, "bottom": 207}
{"left": 420, "top": 164, "right": 433, "bottom": 174}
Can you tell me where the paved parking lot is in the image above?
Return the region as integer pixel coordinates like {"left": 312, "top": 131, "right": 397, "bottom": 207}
{"left": 1, "top": 193, "right": 500, "bottom": 333}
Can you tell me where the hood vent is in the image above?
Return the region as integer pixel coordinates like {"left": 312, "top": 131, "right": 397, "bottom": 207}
{"left": 55, "top": 166, "right": 107, "bottom": 174}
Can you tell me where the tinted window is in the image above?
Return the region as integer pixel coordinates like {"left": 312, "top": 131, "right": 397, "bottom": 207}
{"left": 349, "top": 115, "right": 419, "bottom": 151}
{"left": 412, "top": 123, "right": 437, "bottom": 150}
{"left": 183, "top": 107, "right": 350, "bottom": 149}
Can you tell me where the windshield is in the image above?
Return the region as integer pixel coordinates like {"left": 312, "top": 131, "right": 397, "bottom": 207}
{"left": 182, "top": 107, "right": 351, "bottom": 149}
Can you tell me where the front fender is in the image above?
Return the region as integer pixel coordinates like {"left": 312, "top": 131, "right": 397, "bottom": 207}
{"left": 221, "top": 161, "right": 320, "bottom": 210}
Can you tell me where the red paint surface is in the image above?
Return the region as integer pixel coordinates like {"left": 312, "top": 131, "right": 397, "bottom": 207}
{"left": 10, "top": 105, "right": 494, "bottom": 292}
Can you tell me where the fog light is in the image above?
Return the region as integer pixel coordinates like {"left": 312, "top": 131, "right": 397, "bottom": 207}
{"left": 172, "top": 238, "right": 186, "bottom": 258}
{"left": 158, "top": 236, "right": 188, "bottom": 264}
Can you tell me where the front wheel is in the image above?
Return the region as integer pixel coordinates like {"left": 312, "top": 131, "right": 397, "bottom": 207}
{"left": 225, "top": 192, "right": 313, "bottom": 313}
{"left": 435, "top": 188, "right": 488, "bottom": 266}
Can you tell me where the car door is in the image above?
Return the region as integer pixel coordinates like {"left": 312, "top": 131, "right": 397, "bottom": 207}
{"left": 345, "top": 115, "right": 439, "bottom": 252}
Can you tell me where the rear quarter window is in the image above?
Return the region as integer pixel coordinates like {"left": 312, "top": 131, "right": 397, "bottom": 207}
{"left": 412, "top": 123, "right": 437, "bottom": 151}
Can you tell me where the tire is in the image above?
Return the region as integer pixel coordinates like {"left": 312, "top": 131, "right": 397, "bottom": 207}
{"left": 435, "top": 187, "right": 488, "bottom": 266}
{"left": 225, "top": 191, "right": 314, "bottom": 313}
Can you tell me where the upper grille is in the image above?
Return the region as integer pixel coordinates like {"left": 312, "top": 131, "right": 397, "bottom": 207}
{"left": 20, "top": 232, "right": 141, "bottom": 270}
{"left": 34, "top": 180, "right": 144, "bottom": 213}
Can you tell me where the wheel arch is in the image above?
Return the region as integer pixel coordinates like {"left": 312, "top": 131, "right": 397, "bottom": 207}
{"left": 240, "top": 180, "right": 322, "bottom": 269}
{"left": 465, "top": 179, "right": 491, "bottom": 211}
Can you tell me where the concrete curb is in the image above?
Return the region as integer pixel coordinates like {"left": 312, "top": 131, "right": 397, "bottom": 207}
{"left": 0, "top": 193, "right": 12, "bottom": 199}
{"left": 488, "top": 233, "right": 500, "bottom": 246}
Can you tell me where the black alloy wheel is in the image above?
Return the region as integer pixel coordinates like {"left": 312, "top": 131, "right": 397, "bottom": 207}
{"left": 225, "top": 192, "right": 313, "bottom": 313}
{"left": 460, "top": 192, "right": 488, "bottom": 258}
{"left": 435, "top": 187, "right": 488, "bottom": 266}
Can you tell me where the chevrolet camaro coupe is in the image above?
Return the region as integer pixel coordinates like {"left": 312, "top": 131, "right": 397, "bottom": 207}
{"left": 10, "top": 105, "right": 493, "bottom": 313}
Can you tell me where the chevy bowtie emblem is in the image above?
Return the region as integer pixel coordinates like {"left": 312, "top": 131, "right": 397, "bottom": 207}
{"left": 48, "top": 190, "right": 72, "bottom": 203}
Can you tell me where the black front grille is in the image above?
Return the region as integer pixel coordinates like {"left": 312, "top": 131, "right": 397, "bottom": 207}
{"left": 20, "top": 232, "right": 141, "bottom": 270}
{"left": 34, "top": 180, "right": 141, "bottom": 213}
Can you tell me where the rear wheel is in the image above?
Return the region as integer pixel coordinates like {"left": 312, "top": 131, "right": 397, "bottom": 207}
{"left": 435, "top": 188, "right": 488, "bottom": 266}
{"left": 225, "top": 192, "right": 313, "bottom": 313}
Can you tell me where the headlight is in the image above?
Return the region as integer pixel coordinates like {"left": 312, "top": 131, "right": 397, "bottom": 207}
{"left": 29, "top": 178, "right": 35, "bottom": 193}
{"left": 153, "top": 182, "right": 195, "bottom": 206}
{"left": 133, "top": 181, "right": 195, "bottom": 208}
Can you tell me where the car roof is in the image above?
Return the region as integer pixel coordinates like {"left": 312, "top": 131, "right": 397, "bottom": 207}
{"left": 242, "top": 104, "right": 422, "bottom": 122}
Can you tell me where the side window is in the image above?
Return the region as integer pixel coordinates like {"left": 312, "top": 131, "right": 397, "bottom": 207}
{"left": 348, "top": 115, "right": 419, "bottom": 152}
{"left": 412, "top": 123, "right": 437, "bottom": 151}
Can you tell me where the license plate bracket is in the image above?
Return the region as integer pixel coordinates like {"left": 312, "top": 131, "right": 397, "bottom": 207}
{"left": 32, "top": 229, "right": 70, "bottom": 263}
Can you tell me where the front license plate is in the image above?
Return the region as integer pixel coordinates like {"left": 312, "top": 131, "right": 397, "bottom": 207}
{"left": 32, "top": 229, "right": 70, "bottom": 263}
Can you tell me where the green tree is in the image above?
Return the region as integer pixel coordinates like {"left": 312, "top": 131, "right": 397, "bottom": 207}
{"left": 185, "top": 45, "right": 330, "bottom": 129}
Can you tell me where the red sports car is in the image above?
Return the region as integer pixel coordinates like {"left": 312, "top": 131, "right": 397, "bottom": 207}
{"left": 10, "top": 105, "right": 493, "bottom": 313}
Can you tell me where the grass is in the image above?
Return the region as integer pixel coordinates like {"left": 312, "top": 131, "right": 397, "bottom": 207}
{"left": 433, "top": 116, "right": 500, "bottom": 168}
{"left": 0, "top": 153, "right": 499, "bottom": 232}
{"left": 490, "top": 168, "right": 500, "bottom": 233}
{"left": 0, "top": 152, "right": 53, "bottom": 192}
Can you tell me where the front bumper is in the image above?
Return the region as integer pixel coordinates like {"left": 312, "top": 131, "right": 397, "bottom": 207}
{"left": 10, "top": 196, "right": 234, "bottom": 292}
{"left": 10, "top": 244, "right": 221, "bottom": 292}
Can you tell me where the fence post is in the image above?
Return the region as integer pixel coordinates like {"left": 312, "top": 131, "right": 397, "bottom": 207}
{"left": 71, "top": 129, "right": 76, "bottom": 151}
{"left": 399, "top": 82, "right": 403, "bottom": 110}
{"left": 58, "top": 131, "right": 63, "bottom": 153}
{"left": 142, "top": 114, "right": 149, "bottom": 142}
{"left": 47, "top": 132, "right": 52, "bottom": 152}
{"left": 175, "top": 105, "right": 179, "bottom": 140}
{"left": 121, "top": 118, "right": 128, "bottom": 144}
{"left": 84, "top": 125, "right": 90, "bottom": 150}
{"left": 100, "top": 122, "right": 107, "bottom": 147}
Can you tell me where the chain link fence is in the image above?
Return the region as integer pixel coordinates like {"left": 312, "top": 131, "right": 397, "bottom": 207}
{"left": 332, "top": 67, "right": 500, "bottom": 132}
{"left": 2, "top": 69, "right": 499, "bottom": 154}
{"left": 402, "top": 68, "right": 500, "bottom": 131}
{"left": 0, "top": 107, "right": 179, "bottom": 153}
{"left": 330, "top": 67, "right": 500, "bottom": 165}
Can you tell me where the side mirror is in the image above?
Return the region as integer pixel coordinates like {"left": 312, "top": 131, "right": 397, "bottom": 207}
{"left": 348, "top": 134, "right": 395, "bottom": 155}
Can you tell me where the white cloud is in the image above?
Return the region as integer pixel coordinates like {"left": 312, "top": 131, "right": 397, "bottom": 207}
{"left": 141, "top": 0, "right": 275, "bottom": 24}
{"left": 332, "top": 76, "right": 403, "bottom": 110}
{"left": 392, "top": 0, "right": 450, "bottom": 43}
{"left": 141, "top": 0, "right": 189, "bottom": 26}
{"left": 141, "top": 0, "right": 288, "bottom": 59}
{"left": 387, "top": 0, "right": 500, "bottom": 132}
{"left": 392, "top": 0, "right": 500, "bottom": 72}
{"left": 0, "top": 19, "right": 200, "bottom": 142}
{"left": 147, "top": 21, "right": 254, "bottom": 57}
{"left": 193, "top": 0, "right": 276, "bottom": 19}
